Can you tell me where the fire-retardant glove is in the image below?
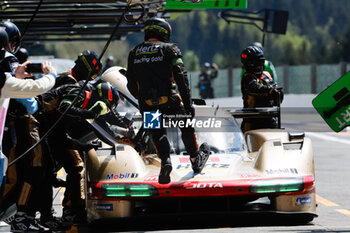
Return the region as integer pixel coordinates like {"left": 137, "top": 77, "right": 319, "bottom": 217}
{"left": 88, "top": 101, "right": 108, "bottom": 119}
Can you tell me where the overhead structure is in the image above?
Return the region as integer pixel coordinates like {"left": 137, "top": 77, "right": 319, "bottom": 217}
{"left": 0, "top": 0, "right": 247, "bottom": 43}
{"left": 0, "top": 0, "right": 162, "bottom": 42}
{"left": 219, "top": 8, "right": 288, "bottom": 46}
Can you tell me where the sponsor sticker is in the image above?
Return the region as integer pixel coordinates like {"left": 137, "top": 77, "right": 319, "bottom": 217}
{"left": 239, "top": 173, "right": 263, "bottom": 178}
{"left": 178, "top": 156, "right": 220, "bottom": 163}
{"left": 144, "top": 175, "right": 158, "bottom": 182}
{"left": 176, "top": 163, "right": 230, "bottom": 170}
{"left": 185, "top": 183, "right": 223, "bottom": 189}
{"left": 165, "top": 0, "right": 247, "bottom": 10}
{"left": 94, "top": 203, "right": 113, "bottom": 211}
{"left": 106, "top": 173, "right": 139, "bottom": 180}
{"left": 135, "top": 44, "right": 159, "bottom": 55}
{"left": 265, "top": 168, "right": 298, "bottom": 175}
{"left": 293, "top": 196, "right": 312, "bottom": 206}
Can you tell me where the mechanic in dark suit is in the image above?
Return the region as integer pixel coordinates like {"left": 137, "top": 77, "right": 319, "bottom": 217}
{"left": 37, "top": 51, "right": 103, "bottom": 228}
{"left": 126, "top": 17, "right": 210, "bottom": 184}
{"left": 240, "top": 45, "right": 283, "bottom": 132}
{"left": 36, "top": 80, "right": 119, "bottom": 228}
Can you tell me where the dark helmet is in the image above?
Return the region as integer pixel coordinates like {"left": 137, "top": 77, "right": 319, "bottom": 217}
{"left": 15, "top": 47, "right": 29, "bottom": 63}
{"left": 144, "top": 17, "right": 172, "bottom": 42}
{"left": 0, "top": 28, "right": 9, "bottom": 62}
{"left": 241, "top": 46, "right": 265, "bottom": 75}
{"left": 1, "top": 21, "right": 21, "bottom": 54}
{"left": 251, "top": 42, "right": 263, "bottom": 51}
{"left": 95, "top": 82, "right": 120, "bottom": 108}
{"left": 73, "top": 50, "right": 103, "bottom": 80}
{"left": 106, "top": 56, "right": 114, "bottom": 63}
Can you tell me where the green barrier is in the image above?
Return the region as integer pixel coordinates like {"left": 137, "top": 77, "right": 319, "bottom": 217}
{"left": 165, "top": 0, "right": 247, "bottom": 9}
{"left": 312, "top": 72, "right": 350, "bottom": 132}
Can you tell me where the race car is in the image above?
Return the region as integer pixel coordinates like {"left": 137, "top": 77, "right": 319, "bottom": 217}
{"left": 84, "top": 67, "right": 317, "bottom": 224}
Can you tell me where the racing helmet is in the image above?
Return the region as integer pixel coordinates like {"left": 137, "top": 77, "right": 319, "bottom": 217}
{"left": 0, "top": 28, "right": 9, "bottom": 62}
{"left": 1, "top": 21, "right": 21, "bottom": 54}
{"left": 96, "top": 81, "right": 120, "bottom": 109}
{"left": 73, "top": 50, "right": 103, "bottom": 80}
{"left": 15, "top": 47, "right": 29, "bottom": 63}
{"left": 144, "top": 17, "right": 172, "bottom": 42}
{"left": 251, "top": 42, "right": 263, "bottom": 51}
{"left": 241, "top": 46, "right": 265, "bottom": 75}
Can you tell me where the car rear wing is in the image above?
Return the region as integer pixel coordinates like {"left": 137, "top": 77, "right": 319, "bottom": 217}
{"left": 225, "top": 107, "right": 281, "bottom": 128}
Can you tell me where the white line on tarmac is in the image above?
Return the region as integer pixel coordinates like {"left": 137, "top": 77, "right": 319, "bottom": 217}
{"left": 316, "top": 194, "right": 339, "bottom": 207}
{"left": 336, "top": 209, "right": 350, "bottom": 217}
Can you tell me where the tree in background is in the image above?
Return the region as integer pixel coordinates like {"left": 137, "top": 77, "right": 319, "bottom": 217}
{"left": 25, "top": 0, "right": 350, "bottom": 70}
{"left": 183, "top": 50, "right": 200, "bottom": 71}
{"left": 332, "top": 26, "right": 350, "bottom": 63}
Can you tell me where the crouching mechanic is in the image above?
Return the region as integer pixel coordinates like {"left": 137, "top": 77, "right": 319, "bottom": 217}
{"left": 38, "top": 80, "right": 120, "bottom": 226}
{"left": 126, "top": 17, "right": 210, "bottom": 185}
{"left": 240, "top": 45, "right": 283, "bottom": 132}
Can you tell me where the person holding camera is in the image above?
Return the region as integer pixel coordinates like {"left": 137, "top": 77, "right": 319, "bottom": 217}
{"left": 240, "top": 45, "right": 283, "bottom": 133}
{"left": 198, "top": 62, "right": 218, "bottom": 99}
{"left": 0, "top": 26, "right": 57, "bottom": 231}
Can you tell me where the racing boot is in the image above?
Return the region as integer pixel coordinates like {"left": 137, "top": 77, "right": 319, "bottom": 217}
{"left": 61, "top": 207, "right": 86, "bottom": 225}
{"left": 158, "top": 157, "right": 172, "bottom": 184}
{"left": 191, "top": 143, "right": 210, "bottom": 173}
{"left": 10, "top": 212, "right": 50, "bottom": 232}
{"left": 41, "top": 216, "right": 71, "bottom": 231}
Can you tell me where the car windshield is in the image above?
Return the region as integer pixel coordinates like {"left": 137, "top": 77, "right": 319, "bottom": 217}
{"left": 167, "top": 116, "right": 246, "bottom": 154}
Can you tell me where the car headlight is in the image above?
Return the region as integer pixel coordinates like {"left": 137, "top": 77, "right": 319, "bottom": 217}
{"left": 102, "top": 183, "right": 158, "bottom": 197}
{"left": 249, "top": 178, "right": 304, "bottom": 194}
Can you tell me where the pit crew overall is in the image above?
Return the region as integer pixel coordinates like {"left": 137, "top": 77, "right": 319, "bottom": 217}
{"left": 241, "top": 71, "right": 279, "bottom": 132}
{"left": 126, "top": 41, "right": 199, "bottom": 162}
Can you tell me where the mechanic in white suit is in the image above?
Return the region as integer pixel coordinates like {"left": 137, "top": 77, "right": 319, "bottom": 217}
{"left": 0, "top": 26, "right": 57, "bottom": 232}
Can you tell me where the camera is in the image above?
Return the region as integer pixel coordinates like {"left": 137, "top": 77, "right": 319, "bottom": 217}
{"left": 26, "top": 63, "right": 42, "bottom": 73}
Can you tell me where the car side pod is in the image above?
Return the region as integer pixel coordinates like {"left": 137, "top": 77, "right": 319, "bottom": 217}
{"left": 85, "top": 144, "right": 148, "bottom": 223}
{"left": 253, "top": 138, "right": 314, "bottom": 174}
